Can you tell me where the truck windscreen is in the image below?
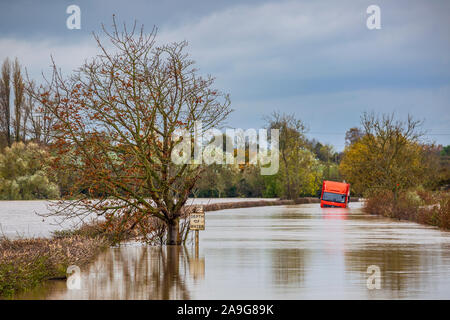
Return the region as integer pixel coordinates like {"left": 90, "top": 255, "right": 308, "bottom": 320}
{"left": 322, "top": 192, "right": 346, "bottom": 203}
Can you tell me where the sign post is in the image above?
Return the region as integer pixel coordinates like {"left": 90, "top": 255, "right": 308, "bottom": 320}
{"left": 195, "top": 230, "right": 199, "bottom": 257}
{"left": 189, "top": 205, "right": 205, "bottom": 257}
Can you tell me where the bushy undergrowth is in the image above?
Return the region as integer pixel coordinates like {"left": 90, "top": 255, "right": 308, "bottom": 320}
{"left": 52, "top": 219, "right": 124, "bottom": 244}
{"left": 1, "top": 214, "right": 152, "bottom": 297}
{"left": 0, "top": 234, "right": 108, "bottom": 298}
{"left": 364, "top": 189, "right": 450, "bottom": 229}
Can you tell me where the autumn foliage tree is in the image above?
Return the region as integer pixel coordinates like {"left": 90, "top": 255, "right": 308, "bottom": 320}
{"left": 340, "top": 113, "right": 434, "bottom": 198}
{"left": 32, "top": 19, "right": 231, "bottom": 245}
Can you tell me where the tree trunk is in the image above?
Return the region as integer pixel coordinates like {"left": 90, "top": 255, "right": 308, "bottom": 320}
{"left": 393, "top": 187, "right": 398, "bottom": 208}
{"left": 5, "top": 107, "right": 11, "bottom": 147}
{"left": 167, "top": 218, "right": 180, "bottom": 245}
{"left": 1, "top": 59, "right": 11, "bottom": 148}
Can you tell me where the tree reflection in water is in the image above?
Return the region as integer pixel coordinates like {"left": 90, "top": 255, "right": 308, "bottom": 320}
{"left": 86, "top": 244, "right": 206, "bottom": 299}
{"left": 21, "top": 244, "right": 204, "bottom": 299}
{"left": 271, "top": 249, "right": 307, "bottom": 286}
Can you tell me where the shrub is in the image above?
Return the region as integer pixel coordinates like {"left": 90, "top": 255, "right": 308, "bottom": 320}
{"left": 439, "top": 194, "right": 450, "bottom": 229}
{"left": 389, "top": 190, "right": 423, "bottom": 221}
{"left": 363, "top": 189, "right": 395, "bottom": 217}
{"left": 0, "top": 142, "right": 60, "bottom": 200}
{"left": 365, "top": 189, "right": 450, "bottom": 230}
{"left": 417, "top": 192, "right": 450, "bottom": 228}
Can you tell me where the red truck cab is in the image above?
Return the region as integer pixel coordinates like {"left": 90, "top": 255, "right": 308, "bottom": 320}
{"left": 320, "top": 180, "right": 350, "bottom": 208}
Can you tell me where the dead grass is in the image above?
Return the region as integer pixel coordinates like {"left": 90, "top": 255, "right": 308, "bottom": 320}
{"left": 0, "top": 234, "right": 108, "bottom": 298}
{"left": 364, "top": 190, "right": 450, "bottom": 230}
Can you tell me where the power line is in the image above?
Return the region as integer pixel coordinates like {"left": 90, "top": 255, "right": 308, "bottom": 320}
{"left": 305, "top": 132, "right": 450, "bottom": 136}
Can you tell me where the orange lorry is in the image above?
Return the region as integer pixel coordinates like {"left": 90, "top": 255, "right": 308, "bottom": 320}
{"left": 320, "top": 180, "right": 350, "bottom": 208}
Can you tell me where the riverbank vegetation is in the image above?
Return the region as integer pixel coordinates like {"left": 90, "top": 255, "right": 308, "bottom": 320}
{"left": 364, "top": 190, "right": 450, "bottom": 229}
{"left": 340, "top": 113, "right": 450, "bottom": 229}
{"left": 193, "top": 113, "right": 337, "bottom": 199}
{"left": 0, "top": 233, "right": 108, "bottom": 298}
{"left": 0, "top": 212, "right": 168, "bottom": 298}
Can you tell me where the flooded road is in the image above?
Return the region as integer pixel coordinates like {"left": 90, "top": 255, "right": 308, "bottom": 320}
{"left": 17, "top": 202, "right": 450, "bottom": 299}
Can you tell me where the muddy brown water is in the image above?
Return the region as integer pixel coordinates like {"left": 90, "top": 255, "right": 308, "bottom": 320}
{"left": 10, "top": 202, "right": 450, "bottom": 299}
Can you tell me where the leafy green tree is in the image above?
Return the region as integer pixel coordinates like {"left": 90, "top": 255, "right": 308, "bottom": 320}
{"left": 194, "top": 163, "right": 235, "bottom": 197}
{"left": 0, "top": 142, "right": 59, "bottom": 199}
{"left": 265, "top": 112, "right": 321, "bottom": 199}
{"left": 236, "top": 165, "right": 265, "bottom": 197}
{"left": 295, "top": 148, "right": 323, "bottom": 196}
{"left": 262, "top": 174, "right": 281, "bottom": 197}
{"left": 441, "top": 145, "right": 450, "bottom": 157}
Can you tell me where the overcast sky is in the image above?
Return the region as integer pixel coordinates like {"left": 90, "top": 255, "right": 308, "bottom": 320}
{"left": 0, "top": 0, "right": 449, "bottom": 150}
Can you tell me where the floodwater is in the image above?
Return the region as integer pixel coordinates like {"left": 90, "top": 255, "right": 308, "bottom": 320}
{"left": 0, "top": 198, "right": 277, "bottom": 239}
{"left": 13, "top": 202, "right": 450, "bottom": 299}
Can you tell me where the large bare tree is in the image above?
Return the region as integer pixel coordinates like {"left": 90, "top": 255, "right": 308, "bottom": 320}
{"left": 33, "top": 19, "right": 231, "bottom": 244}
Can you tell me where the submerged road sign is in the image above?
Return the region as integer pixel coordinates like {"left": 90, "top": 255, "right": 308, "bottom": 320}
{"left": 190, "top": 206, "right": 205, "bottom": 230}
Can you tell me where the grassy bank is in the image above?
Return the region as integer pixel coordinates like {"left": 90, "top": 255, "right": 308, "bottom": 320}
{"left": 0, "top": 213, "right": 148, "bottom": 298}
{"left": 364, "top": 190, "right": 450, "bottom": 230}
{"left": 0, "top": 234, "right": 108, "bottom": 298}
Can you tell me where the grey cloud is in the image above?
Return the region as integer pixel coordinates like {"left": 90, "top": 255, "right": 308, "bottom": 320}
{"left": 0, "top": 0, "right": 449, "bottom": 150}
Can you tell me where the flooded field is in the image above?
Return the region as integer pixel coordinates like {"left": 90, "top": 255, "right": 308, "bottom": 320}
{"left": 0, "top": 198, "right": 277, "bottom": 238}
{"left": 13, "top": 202, "right": 450, "bottom": 299}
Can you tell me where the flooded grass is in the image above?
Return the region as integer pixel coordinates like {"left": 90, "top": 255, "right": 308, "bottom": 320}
{"left": 0, "top": 233, "right": 109, "bottom": 298}
{"left": 364, "top": 190, "right": 450, "bottom": 230}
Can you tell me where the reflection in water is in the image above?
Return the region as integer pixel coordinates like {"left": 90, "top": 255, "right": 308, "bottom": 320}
{"left": 271, "top": 249, "right": 306, "bottom": 287}
{"left": 17, "top": 202, "right": 450, "bottom": 299}
{"left": 345, "top": 248, "right": 420, "bottom": 297}
{"left": 20, "top": 245, "right": 204, "bottom": 299}
{"left": 322, "top": 208, "right": 348, "bottom": 220}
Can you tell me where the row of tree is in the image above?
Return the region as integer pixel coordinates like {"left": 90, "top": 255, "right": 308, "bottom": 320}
{"left": 194, "top": 113, "right": 341, "bottom": 199}
{"left": 0, "top": 58, "right": 54, "bottom": 150}
{"left": 0, "top": 56, "right": 341, "bottom": 202}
